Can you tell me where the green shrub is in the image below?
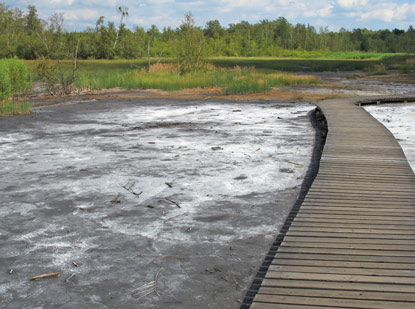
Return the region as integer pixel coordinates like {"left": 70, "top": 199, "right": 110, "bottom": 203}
{"left": 0, "top": 58, "right": 32, "bottom": 115}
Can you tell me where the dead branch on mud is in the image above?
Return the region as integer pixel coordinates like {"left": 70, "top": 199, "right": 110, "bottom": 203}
{"left": 164, "top": 198, "right": 181, "bottom": 208}
{"left": 121, "top": 182, "right": 143, "bottom": 198}
{"left": 111, "top": 193, "right": 122, "bottom": 204}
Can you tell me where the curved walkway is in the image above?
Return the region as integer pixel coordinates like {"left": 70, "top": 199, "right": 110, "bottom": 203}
{"left": 245, "top": 97, "right": 415, "bottom": 308}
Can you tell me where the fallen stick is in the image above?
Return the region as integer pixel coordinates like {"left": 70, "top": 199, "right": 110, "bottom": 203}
{"left": 164, "top": 198, "right": 181, "bottom": 208}
{"left": 135, "top": 253, "right": 185, "bottom": 260}
{"left": 154, "top": 268, "right": 163, "bottom": 296}
{"left": 65, "top": 273, "right": 76, "bottom": 283}
{"left": 130, "top": 268, "right": 163, "bottom": 299}
{"left": 30, "top": 272, "right": 59, "bottom": 281}
{"left": 111, "top": 193, "right": 122, "bottom": 203}
{"left": 121, "top": 183, "right": 143, "bottom": 198}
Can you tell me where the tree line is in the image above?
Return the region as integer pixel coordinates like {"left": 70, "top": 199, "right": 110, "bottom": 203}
{"left": 1, "top": 3, "right": 414, "bottom": 60}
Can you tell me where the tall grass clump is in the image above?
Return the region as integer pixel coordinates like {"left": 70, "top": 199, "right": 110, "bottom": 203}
{"left": 367, "top": 63, "right": 387, "bottom": 75}
{"left": 0, "top": 58, "right": 32, "bottom": 115}
{"left": 0, "top": 100, "right": 32, "bottom": 115}
{"left": 400, "top": 58, "right": 415, "bottom": 73}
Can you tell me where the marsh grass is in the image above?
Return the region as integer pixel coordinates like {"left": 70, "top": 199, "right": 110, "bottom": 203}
{"left": 0, "top": 100, "right": 32, "bottom": 115}
{"left": 22, "top": 53, "right": 412, "bottom": 95}
{"left": 75, "top": 65, "right": 321, "bottom": 94}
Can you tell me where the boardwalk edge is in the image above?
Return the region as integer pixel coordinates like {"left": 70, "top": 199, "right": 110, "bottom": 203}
{"left": 240, "top": 106, "right": 328, "bottom": 308}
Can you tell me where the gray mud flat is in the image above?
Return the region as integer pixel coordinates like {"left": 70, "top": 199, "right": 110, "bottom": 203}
{"left": 365, "top": 103, "right": 415, "bottom": 172}
{"left": 0, "top": 99, "right": 314, "bottom": 308}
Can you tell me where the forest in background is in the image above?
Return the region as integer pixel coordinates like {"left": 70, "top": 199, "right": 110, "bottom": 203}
{"left": 1, "top": 3, "right": 415, "bottom": 60}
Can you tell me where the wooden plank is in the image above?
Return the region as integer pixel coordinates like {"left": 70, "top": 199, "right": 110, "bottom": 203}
{"left": 288, "top": 226, "right": 415, "bottom": 235}
{"left": 309, "top": 186, "right": 415, "bottom": 194}
{"left": 286, "top": 230, "right": 415, "bottom": 240}
{"left": 283, "top": 236, "right": 415, "bottom": 245}
{"left": 277, "top": 246, "right": 415, "bottom": 257}
{"left": 319, "top": 170, "right": 413, "bottom": 181}
{"left": 251, "top": 303, "right": 336, "bottom": 309}
{"left": 274, "top": 252, "right": 415, "bottom": 263}
{"left": 253, "top": 294, "right": 415, "bottom": 309}
{"left": 299, "top": 206, "right": 415, "bottom": 213}
{"left": 297, "top": 209, "right": 415, "bottom": 216}
{"left": 268, "top": 265, "right": 415, "bottom": 277}
{"left": 304, "top": 195, "right": 415, "bottom": 202}
{"left": 308, "top": 187, "right": 415, "bottom": 195}
{"left": 271, "top": 259, "right": 415, "bottom": 270}
{"left": 289, "top": 222, "right": 415, "bottom": 231}
{"left": 295, "top": 213, "right": 415, "bottom": 221}
{"left": 281, "top": 241, "right": 415, "bottom": 251}
{"left": 293, "top": 218, "right": 415, "bottom": 225}
{"left": 260, "top": 278, "right": 415, "bottom": 293}
{"left": 302, "top": 200, "right": 415, "bottom": 207}
{"left": 318, "top": 167, "right": 414, "bottom": 175}
{"left": 257, "top": 286, "right": 415, "bottom": 302}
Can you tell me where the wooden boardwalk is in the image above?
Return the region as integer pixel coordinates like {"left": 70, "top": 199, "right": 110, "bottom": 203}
{"left": 248, "top": 98, "right": 415, "bottom": 308}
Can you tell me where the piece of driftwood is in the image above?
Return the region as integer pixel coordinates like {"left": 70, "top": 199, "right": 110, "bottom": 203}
{"left": 30, "top": 272, "right": 59, "bottom": 281}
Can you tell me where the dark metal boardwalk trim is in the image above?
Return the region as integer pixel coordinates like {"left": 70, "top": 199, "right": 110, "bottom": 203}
{"left": 242, "top": 96, "right": 415, "bottom": 309}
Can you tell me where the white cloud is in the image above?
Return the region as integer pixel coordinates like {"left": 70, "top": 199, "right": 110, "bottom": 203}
{"left": 57, "top": 9, "right": 100, "bottom": 21}
{"left": 361, "top": 8, "right": 394, "bottom": 22}
{"left": 220, "top": 0, "right": 272, "bottom": 9}
{"left": 359, "top": 3, "right": 415, "bottom": 22}
{"left": 304, "top": 5, "right": 333, "bottom": 18}
{"left": 49, "top": 0, "right": 75, "bottom": 4}
{"left": 318, "top": 5, "right": 334, "bottom": 17}
{"left": 337, "top": 0, "right": 368, "bottom": 9}
{"left": 147, "top": 0, "right": 175, "bottom": 3}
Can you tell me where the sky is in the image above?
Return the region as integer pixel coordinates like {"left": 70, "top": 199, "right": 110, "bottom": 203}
{"left": 3, "top": 0, "right": 415, "bottom": 32}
